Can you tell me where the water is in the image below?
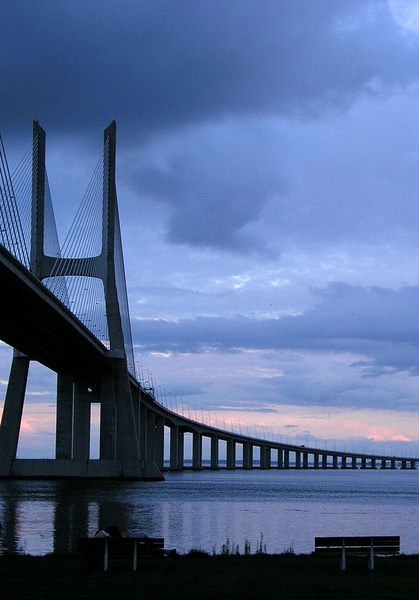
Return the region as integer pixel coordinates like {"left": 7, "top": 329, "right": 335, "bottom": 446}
{"left": 0, "top": 470, "right": 418, "bottom": 556}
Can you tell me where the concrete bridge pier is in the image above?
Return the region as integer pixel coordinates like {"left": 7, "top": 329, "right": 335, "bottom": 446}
{"left": 0, "top": 351, "right": 29, "bottom": 475}
{"left": 154, "top": 415, "right": 164, "bottom": 472}
{"left": 277, "top": 448, "right": 283, "bottom": 469}
{"left": 145, "top": 409, "right": 155, "bottom": 463}
{"left": 170, "top": 426, "right": 184, "bottom": 470}
{"left": 72, "top": 380, "right": 92, "bottom": 461}
{"left": 333, "top": 455, "right": 338, "bottom": 469}
{"left": 322, "top": 454, "right": 328, "bottom": 469}
{"left": 243, "top": 442, "right": 252, "bottom": 469}
{"left": 210, "top": 435, "right": 219, "bottom": 469}
{"left": 131, "top": 388, "right": 140, "bottom": 440}
{"left": 371, "top": 457, "right": 377, "bottom": 469}
{"left": 295, "top": 451, "right": 301, "bottom": 469}
{"left": 351, "top": 456, "right": 357, "bottom": 469}
{"left": 313, "top": 453, "right": 319, "bottom": 469}
{"left": 138, "top": 402, "right": 147, "bottom": 463}
{"left": 261, "top": 446, "right": 271, "bottom": 469}
{"left": 361, "top": 457, "right": 367, "bottom": 469}
{"left": 133, "top": 405, "right": 162, "bottom": 477}
{"left": 302, "top": 452, "right": 308, "bottom": 469}
{"left": 100, "top": 372, "right": 117, "bottom": 460}
{"left": 226, "top": 439, "right": 235, "bottom": 469}
{"left": 284, "top": 449, "right": 290, "bottom": 469}
{"left": 55, "top": 372, "right": 74, "bottom": 460}
{"left": 192, "top": 432, "right": 202, "bottom": 470}
{"left": 112, "top": 359, "right": 145, "bottom": 478}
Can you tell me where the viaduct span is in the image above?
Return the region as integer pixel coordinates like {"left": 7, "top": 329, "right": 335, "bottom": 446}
{"left": 0, "top": 123, "right": 417, "bottom": 480}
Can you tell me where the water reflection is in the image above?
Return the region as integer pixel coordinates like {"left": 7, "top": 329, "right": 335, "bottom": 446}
{"left": 0, "top": 480, "right": 177, "bottom": 555}
{"left": 0, "top": 471, "right": 418, "bottom": 556}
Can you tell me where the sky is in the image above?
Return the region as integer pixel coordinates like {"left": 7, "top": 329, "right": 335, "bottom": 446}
{"left": 2, "top": 0, "right": 419, "bottom": 457}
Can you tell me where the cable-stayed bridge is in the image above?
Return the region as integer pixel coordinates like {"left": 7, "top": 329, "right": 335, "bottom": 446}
{"left": 0, "top": 122, "right": 417, "bottom": 480}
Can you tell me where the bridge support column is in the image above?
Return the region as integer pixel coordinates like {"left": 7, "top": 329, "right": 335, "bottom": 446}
{"left": 302, "top": 453, "right": 308, "bottom": 469}
{"left": 352, "top": 457, "right": 357, "bottom": 469}
{"left": 146, "top": 410, "right": 155, "bottom": 462}
{"left": 277, "top": 448, "right": 283, "bottom": 469}
{"left": 260, "top": 446, "right": 268, "bottom": 469}
{"left": 313, "top": 453, "right": 319, "bottom": 469}
{"left": 132, "top": 390, "right": 140, "bottom": 439}
{"left": 177, "top": 430, "right": 184, "bottom": 469}
{"left": 284, "top": 449, "right": 290, "bottom": 469}
{"left": 243, "top": 443, "right": 252, "bottom": 469}
{"left": 410, "top": 460, "right": 416, "bottom": 469}
{"left": 154, "top": 415, "right": 164, "bottom": 471}
{"left": 333, "top": 455, "right": 338, "bottom": 469}
{"left": 73, "top": 381, "right": 91, "bottom": 460}
{"left": 0, "top": 352, "right": 29, "bottom": 475}
{"left": 210, "top": 435, "right": 219, "bottom": 469}
{"left": 341, "top": 456, "right": 347, "bottom": 469}
{"left": 390, "top": 459, "right": 396, "bottom": 469}
{"left": 55, "top": 373, "right": 74, "bottom": 459}
{"left": 264, "top": 446, "right": 271, "bottom": 469}
{"left": 295, "top": 451, "right": 301, "bottom": 469}
{"left": 371, "top": 457, "right": 377, "bottom": 469}
{"left": 113, "top": 359, "right": 144, "bottom": 477}
{"left": 138, "top": 402, "right": 147, "bottom": 462}
{"left": 192, "top": 432, "right": 202, "bottom": 470}
{"left": 322, "top": 454, "right": 328, "bottom": 469}
{"left": 100, "top": 373, "right": 117, "bottom": 460}
{"left": 267, "top": 447, "right": 272, "bottom": 469}
{"left": 170, "top": 426, "right": 183, "bottom": 470}
{"left": 361, "top": 458, "right": 367, "bottom": 469}
{"left": 226, "top": 439, "right": 235, "bottom": 469}
{"left": 381, "top": 458, "right": 386, "bottom": 469}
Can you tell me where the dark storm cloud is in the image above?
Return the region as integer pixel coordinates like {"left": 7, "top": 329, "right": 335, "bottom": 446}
{"left": 133, "top": 282, "right": 419, "bottom": 375}
{"left": 4, "top": 1, "right": 419, "bottom": 253}
{"left": 1, "top": 1, "right": 418, "bottom": 139}
{"left": 128, "top": 121, "right": 286, "bottom": 252}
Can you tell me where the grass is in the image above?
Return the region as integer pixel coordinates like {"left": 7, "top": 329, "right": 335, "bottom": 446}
{"left": 2, "top": 553, "right": 419, "bottom": 600}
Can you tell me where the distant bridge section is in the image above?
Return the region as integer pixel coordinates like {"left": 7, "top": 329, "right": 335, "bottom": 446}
{"left": 136, "top": 389, "right": 418, "bottom": 472}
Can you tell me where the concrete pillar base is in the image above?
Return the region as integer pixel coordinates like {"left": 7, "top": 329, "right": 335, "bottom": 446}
{"left": 0, "top": 353, "right": 30, "bottom": 476}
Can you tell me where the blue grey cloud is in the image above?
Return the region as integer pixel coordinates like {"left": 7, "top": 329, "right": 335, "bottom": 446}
{"left": 3, "top": 1, "right": 419, "bottom": 253}
{"left": 1, "top": 1, "right": 418, "bottom": 139}
{"left": 133, "top": 282, "right": 419, "bottom": 375}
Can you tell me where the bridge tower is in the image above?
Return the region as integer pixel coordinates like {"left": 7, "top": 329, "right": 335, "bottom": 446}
{"left": 0, "top": 122, "right": 161, "bottom": 479}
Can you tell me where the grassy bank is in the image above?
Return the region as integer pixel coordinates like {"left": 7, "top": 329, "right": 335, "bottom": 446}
{"left": 2, "top": 553, "right": 419, "bottom": 600}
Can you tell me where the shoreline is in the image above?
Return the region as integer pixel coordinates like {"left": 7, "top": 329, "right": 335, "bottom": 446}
{"left": 2, "top": 552, "right": 419, "bottom": 599}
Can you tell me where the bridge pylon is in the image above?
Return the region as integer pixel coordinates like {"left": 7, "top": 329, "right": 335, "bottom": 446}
{"left": 0, "top": 122, "right": 162, "bottom": 480}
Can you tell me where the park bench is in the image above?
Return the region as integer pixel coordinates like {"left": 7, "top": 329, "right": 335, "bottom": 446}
{"left": 78, "top": 536, "right": 165, "bottom": 572}
{"left": 314, "top": 536, "right": 400, "bottom": 571}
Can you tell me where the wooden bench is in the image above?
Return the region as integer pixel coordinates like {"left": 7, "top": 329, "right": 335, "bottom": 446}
{"left": 78, "top": 536, "right": 165, "bottom": 572}
{"left": 314, "top": 536, "right": 400, "bottom": 570}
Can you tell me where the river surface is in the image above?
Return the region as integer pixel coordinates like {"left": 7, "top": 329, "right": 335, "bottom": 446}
{"left": 0, "top": 469, "right": 418, "bottom": 556}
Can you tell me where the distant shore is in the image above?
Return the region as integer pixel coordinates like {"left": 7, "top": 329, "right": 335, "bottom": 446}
{"left": 2, "top": 552, "right": 419, "bottom": 600}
